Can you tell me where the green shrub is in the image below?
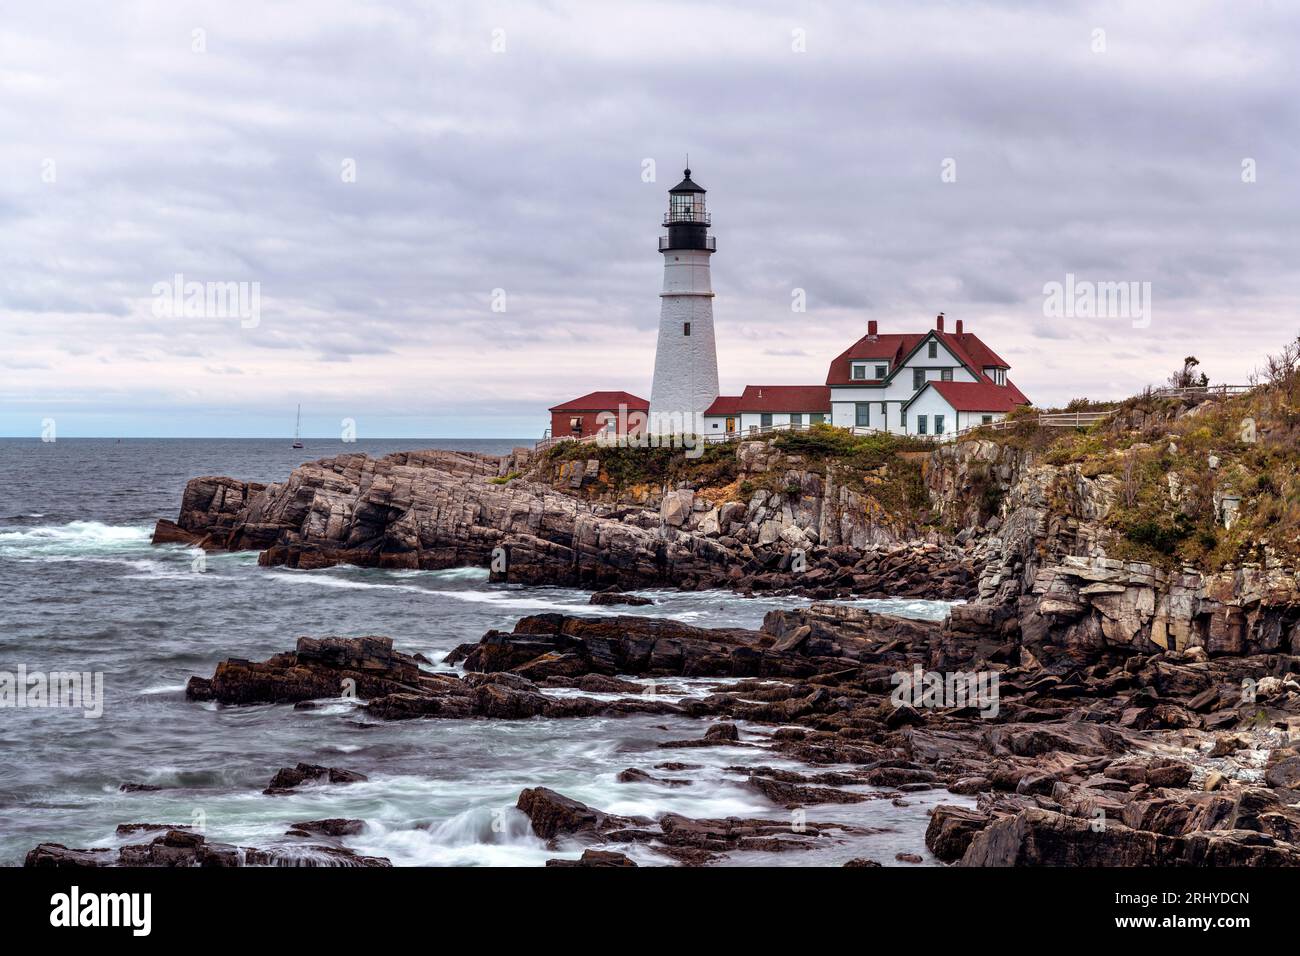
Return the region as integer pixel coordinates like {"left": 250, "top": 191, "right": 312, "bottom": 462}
{"left": 1121, "top": 514, "right": 1193, "bottom": 555}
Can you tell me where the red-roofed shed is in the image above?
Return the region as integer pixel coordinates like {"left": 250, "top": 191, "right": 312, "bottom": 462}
{"left": 548, "top": 390, "right": 649, "bottom": 440}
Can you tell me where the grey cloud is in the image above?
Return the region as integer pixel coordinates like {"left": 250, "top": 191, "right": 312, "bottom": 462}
{"left": 0, "top": 0, "right": 1296, "bottom": 436}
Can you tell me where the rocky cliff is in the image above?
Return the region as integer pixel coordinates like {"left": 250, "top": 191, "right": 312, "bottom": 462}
{"left": 153, "top": 439, "right": 976, "bottom": 598}
{"left": 931, "top": 387, "right": 1300, "bottom": 666}
{"left": 153, "top": 382, "right": 1300, "bottom": 662}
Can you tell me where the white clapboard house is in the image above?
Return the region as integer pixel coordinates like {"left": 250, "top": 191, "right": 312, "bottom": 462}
{"left": 825, "top": 313, "right": 1029, "bottom": 437}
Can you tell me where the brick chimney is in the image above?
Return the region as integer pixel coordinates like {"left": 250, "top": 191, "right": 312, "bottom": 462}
{"left": 867, "top": 319, "right": 878, "bottom": 340}
{"left": 936, "top": 312, "right": 945, "bottom": 332}
{"left": 955, "top": 318, "right": 963, "bottom": 335}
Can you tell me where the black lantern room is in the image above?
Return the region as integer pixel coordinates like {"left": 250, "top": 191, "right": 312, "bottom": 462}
{"left": 660, "top": 168, "right": 716, "bottom": 253}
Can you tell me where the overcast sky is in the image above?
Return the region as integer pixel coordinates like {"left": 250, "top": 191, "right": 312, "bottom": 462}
{"left": 2, "top": 0, "right": 1297, "bottom": 438}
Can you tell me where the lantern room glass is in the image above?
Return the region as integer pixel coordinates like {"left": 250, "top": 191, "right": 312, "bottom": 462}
{"left": 669, "top": 192, "right": 703, "bottom": 222}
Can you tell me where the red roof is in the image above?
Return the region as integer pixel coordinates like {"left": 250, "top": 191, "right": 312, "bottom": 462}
{"left": 917, "top": 379, "right": 1030, "bottom": 412}
{"left": 548, "top": 390, "right": 649, "bottom": 413}
{"left": 704, "top": 395, "right": 743, "bottom": 416}
{"left": 825, "top": 324, "right": 1011, "bottom": 387}
{"left": 942, "top": 330, "right": 1009, "bottom": 371}
{"left": 825, "top": 333, "right": 922, "bottom": 384}
{"left": 734, "top": 385, "right": 831, "bottom": 413}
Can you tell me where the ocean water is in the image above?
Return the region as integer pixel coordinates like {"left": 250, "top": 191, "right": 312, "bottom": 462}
{"left": 0, "top": 438, "right": 964, "bottom": 867}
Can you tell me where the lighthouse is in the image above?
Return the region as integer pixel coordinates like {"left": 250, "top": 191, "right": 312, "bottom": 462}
{"left": 648, "top": 168, "right": 720, "bottom": 435}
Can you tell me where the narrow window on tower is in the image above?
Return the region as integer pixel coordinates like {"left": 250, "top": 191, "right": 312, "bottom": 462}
{"left": 683, "top": 322, "right": 691, "bottom": 336}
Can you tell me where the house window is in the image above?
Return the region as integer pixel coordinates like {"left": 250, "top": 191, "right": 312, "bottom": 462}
{"left": 855, "top": 403, "right": 870, "bottom": 427}
{"left": 790, "top": 413, "right": 804, "bottom": 426}
{"left": 913, "top": 369, "right": 925, "bottom": 390}
{"left": 851, "top": 364, "right": 866, "bottom": 380}
{"left": 934, "top": 414, "right": 945, "bottom": 434}
{"left": 760, "top": 413, "right": 773, "bottom": 429}
{"left": 928, "top": 341, "right": 938, "bottom": 359}
{"left": 810, "top": 413, "right": 826, "bottom": 424}
{"left": 982, "top": 415, "right": 993, "bottom": 424}
{"left": 917, "top": 415, "right": 928, "bottom": 435}
{"left": 569, "top": 416, "right": 583, "bottom": 434}
{"left": 941, "top": 368, "right": 953, "bottom": 382}
{"left": 683, "top": 322, "right": 691, "bottom": 336}
{"left": 875, "top": 364, "right": 887, "bottom": 379}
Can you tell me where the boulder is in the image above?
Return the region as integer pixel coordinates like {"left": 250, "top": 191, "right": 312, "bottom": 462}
{"left": 960, "top": 809, "right": 1181, "bottom": 867}
{"left": 264, "top": 763, "right": 368, "bottom": 795}
{"left": 925, "top": 805, "right": 991, "bottom": 862}
{"left": 546, "top": 849, "right": 638, "bottom": 867}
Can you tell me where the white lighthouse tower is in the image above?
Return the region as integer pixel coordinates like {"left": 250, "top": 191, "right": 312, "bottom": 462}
{"left": 648, "top": 168, "right": 720, "bottom": 434}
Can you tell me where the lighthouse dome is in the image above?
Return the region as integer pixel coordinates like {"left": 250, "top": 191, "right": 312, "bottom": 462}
{"left": 669, "top": 169, "right": 706, "bottom": 193}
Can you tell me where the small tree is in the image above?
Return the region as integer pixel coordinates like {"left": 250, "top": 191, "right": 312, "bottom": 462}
{"left": 1168, "top": 356, "right": 1209, "bottom": 389}
{"left": 1258, "top": 334, "right": 1300, "bottom": 390}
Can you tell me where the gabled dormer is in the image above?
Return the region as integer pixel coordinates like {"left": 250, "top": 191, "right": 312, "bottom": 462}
{"left": 850, "top": 358, "right": 890, "bottom": 381}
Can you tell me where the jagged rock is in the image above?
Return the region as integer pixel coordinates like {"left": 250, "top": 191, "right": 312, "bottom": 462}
{"left": 960, "top": 809, "right": 1182, "bottom": 866}
{"left": 745, "top": 774, "right": 868, "bottom": 808}
{"left": 589, "top": 591, "right": 653, "bottom": 607}
{"left": 287, "top": 818, "right": 365, "bottom": 837}
{"left": 188, "top": 636, "right": 682, "bottom": 722}
{"left": 1266, "top": 756, "right": 1300, "bottom": 790}
{"left": 925, "top": 805, "right": 991, "bottom": 862}
{"left": 546, "top": 849, "right": 638, "bottom": 867}
{"left": 263, "top": 763, "right": 368, "bottom": 795}
{"left": 24, "top": 845, "right": 115, "bottom": 868}
{"left": 661, "top": 489, "right": 694, "bottom": 527}
{"left": 616, "top": 768, "right": 690, "bottom": 788}
{"left": 516, "top": 787, "right": 644, "bottom": 841}
{"left": 116, "top": 823, "right": 191, "bottom": 836}
{"left": 187, "top": 635, "right": 428, "bottom": 705}
{"left": 704, "top": 722, "right": 739, "bottom": 741}
{"left": 27, "top": 831, "right": 392, "bottom": 868}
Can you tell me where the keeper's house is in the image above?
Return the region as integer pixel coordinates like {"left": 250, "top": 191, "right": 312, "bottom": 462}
{"left": 826, "top": 313, "right": 1029, "bottom": 438}
{"left": 547, "top": 390, "right": 648, "bottom": 440}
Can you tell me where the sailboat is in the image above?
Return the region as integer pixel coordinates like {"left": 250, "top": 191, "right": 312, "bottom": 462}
{"left": 292, "top": 405, "right": 304, "bottom": 449}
